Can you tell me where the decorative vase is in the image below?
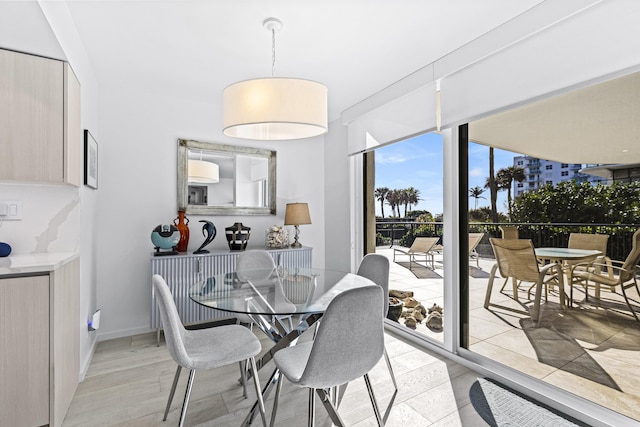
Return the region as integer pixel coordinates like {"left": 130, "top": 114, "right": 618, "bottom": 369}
{"left": 173, "top": 210, "right": 190, "bottom": 252}
{"left": 194, "top": 220, "right": 216, "bottom": 254}
{"left": 151, "top": 224, "right": 180, "bottom": 256}
{"left": 265, "top": 225, "right": 289, "bottom": 248}
{"left": 0, "top": 242, "right": 11, "bottom": 257}
{"left": 387, "top": 298, "right": 404, "bottom": 322}
{"left": 225, "top": 222, "right": 251, "bottom": 251}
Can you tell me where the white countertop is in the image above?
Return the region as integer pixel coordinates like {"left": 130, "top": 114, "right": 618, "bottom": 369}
{"left": 0, "top": 252, "right": 79, "bottom": 276}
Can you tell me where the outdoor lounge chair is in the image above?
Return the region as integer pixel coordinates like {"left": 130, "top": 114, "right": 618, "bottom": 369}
{"left": 392, "top": 236, "right": 439, "bottom": 270}
{"left": 469, "top": 232, "right": 485, "bottom": 268}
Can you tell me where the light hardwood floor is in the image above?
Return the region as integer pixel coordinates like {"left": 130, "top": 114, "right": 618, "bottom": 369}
{"left": 63, "top": 329, "right": 489, "bottom": 426}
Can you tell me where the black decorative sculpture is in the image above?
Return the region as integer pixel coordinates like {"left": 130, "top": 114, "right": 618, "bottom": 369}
{"left": 193, "top": 220, "right": 216, "bottom": 254}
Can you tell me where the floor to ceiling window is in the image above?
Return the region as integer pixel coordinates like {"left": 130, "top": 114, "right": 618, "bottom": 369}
{"left": 365, "top": 132, "right": 446, "bottom": 345}
{"left": 462, "top": 71, "right": 640, "bottom": 422}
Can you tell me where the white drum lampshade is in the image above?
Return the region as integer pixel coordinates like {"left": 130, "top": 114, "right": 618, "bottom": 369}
{"left": 188, "top": 160, "right": 219, "bottom": 183}
{"left": 223, "top": 77, "right": 328, "bottom": 141}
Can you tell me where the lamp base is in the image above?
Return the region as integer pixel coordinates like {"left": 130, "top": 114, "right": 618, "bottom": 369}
{"left": 290, "top": 225, "right": 302, "bottom": 248}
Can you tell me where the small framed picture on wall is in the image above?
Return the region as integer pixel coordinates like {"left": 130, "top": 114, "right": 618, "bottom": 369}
{"left": 84, "top": 129, "right": 98, "bottom": 189}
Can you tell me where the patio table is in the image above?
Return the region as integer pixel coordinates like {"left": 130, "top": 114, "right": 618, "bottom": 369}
{"left": 535, "top": 247, "right": 602, "bottom": 305}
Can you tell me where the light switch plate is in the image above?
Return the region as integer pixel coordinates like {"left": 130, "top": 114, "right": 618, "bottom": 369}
{"left": 0, "top": 201, "right": 22, "bottom": 220}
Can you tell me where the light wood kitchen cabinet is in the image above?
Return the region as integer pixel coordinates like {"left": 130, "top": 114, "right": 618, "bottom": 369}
{"left": 0, "top": 256, "right": 80, "bottom": 427}
{"left": 0, "top": 48, "right": 80, "bottom": 186}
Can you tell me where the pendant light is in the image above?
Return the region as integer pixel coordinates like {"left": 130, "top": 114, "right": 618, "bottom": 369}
{"left": 223, "top": 18, "right": 328, "bottom": 141}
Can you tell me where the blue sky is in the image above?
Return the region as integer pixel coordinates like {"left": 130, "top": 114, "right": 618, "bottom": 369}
{"left": 374, "top": 133, "right": 520, "bottom": 217}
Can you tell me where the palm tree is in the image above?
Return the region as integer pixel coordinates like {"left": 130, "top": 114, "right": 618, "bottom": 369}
{"left": 405, "top": 187, "right": 421, "bottom": 215}
{"left": 496, "top": 166, "right": 526, "bottom": 216}
{"left": 374, "top": 187, "right": 390, "bottom": 218}
{"left": 485, "top": 147, "right": 499, "bottom": 223}
{"left": 386, "top": 189, "right": 401, "bottom": 218}
{"left": 468, "top": 186, "right": 486, "bottom": 209}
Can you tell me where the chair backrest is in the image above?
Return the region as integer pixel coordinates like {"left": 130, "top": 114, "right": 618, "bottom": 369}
{"left": 568, "top": 233, "right": 609, "bottom": 255}
{"left": 469, "top": 233, "right": 485, "bottom": 253}
{"left": 409, "top": 237, "right": 439, "bottom": 253}
{"left": 357, "top": 253, "right": 390, "bottom": 316}
{"left": 236, "top": 250, "right": 277, "bottom": 283}
{"left": 152, "top": 274, "right": 192, "bottom": 368}
{"left": 499, "top": 225, "right": 519, "bottom": 240}
{"left": 620, "top": 229, "right": 640, "bottom": 282}
{"left": 489, "top": 238, "right": 541, "bottom": 282}
{"left": 298, "top": 285, "right": 384, "bottom": 389}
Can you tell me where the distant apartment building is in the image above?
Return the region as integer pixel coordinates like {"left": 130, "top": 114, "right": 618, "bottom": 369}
{"left": 513, "top": 156, "right": 605, "bottom": 197}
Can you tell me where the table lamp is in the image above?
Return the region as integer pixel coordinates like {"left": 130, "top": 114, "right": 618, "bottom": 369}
{"left": 284, "top": 203, "right": 311, "bottom": 248}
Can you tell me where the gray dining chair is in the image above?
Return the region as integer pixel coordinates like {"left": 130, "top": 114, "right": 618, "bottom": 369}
{"left": 357, "top": 253, "right": 397, "bottom": 423}
{"left": 236, "top": 249, "right": 295, "bottom": 331}
{"left": 152, "top": 275, "right": 267, "bottom": 427}
{"left": 270, "top": 285, "right": 385, "bottom": 427}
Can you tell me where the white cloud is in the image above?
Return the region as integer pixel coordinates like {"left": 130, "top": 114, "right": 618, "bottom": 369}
{"left": 375, "top": 152, "right": 411, "bottom": 165}
{"left": 469, "top": 167, "right": 484, "bottom": 177}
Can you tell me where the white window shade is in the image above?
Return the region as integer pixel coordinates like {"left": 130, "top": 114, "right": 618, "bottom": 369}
{"left": 439, "top": 0, "right": 640, "bottom": 129}
{"left": 346, "top": 82, "right": 438, "bottom": 155}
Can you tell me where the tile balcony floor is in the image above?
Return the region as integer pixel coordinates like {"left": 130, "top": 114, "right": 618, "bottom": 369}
{"left": 376, "top": 246, "right": 640, "bottom": 423}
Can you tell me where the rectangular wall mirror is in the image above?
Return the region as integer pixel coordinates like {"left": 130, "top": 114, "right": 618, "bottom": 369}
{"left": 177, "top": 139, "right": 276, "bottom": 215}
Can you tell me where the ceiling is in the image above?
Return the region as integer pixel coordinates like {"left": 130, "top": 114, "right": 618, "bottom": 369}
{"left": 64, "top": 0, "right": 544, "bottom": 123}
{"left": 469, "top": 71, "right": 640, "bottom": 164}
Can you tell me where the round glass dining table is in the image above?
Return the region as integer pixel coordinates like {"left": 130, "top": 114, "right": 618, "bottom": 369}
{"left": 189, "top": 268, "right": 372, "bottom": 317}
{"left": 188, "top": 267, "right": 375, "bottom": 427}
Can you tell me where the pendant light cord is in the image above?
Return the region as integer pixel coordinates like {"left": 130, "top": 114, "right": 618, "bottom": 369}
{"left": 271, "top": 27, "right": 276, "bottom": 77}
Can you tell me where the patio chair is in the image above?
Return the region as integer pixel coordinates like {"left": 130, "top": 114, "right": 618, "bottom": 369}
{"left": 498, "top": 226, "right": 520, "bottom": 293}
{"left": 392, "top": 236, "right": 439, "bottom": 270}
{"left": 469, "top": 232, "right": 485, "bottom": 268}
{"left": 499, "top": 225, "right": 519, "bottom": 239}
{"left": 570, "top": 229, "right": 640, "bottom": 321}
{"left": 485, "top": 238, "right": 564, "bottom": 324}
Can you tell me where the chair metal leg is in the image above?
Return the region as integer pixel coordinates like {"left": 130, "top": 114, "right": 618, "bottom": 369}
{"left": 239, "top": 360, "right": 248, "bottom": 398}
{"left": 269, "top": 370, "right": 284, "bottom": 427}
{"left": 364, "top": 373, "right": 385, "bottom": 426}
{"left": 249, "top": 356, "right": 268, "bottom": 427}
{"left": 316, "top": 388, "right": 347, "bottom": 426}
{"left": 163, "top": 365, "right": 182, "bottom": 421}
{"left": 308, "top": 388, "right": 316, "bottom": 427}
{"left": 178, "top": 369, "right": 196, "bottom": 427}
{"left": 382, "top": 347, "right": 398, "bottom": 423}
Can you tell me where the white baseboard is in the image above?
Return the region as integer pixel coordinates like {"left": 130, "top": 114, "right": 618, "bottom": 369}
{"left": 79, "top": 334, "right": 98, "bottom": 382}
{"left": 96, "top": 326, "right": 154, "bottom": 342}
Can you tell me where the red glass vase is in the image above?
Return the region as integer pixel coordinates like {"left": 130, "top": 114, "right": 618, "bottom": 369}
{"left": 173, "top": 210, "right": 190, "bottom": 252}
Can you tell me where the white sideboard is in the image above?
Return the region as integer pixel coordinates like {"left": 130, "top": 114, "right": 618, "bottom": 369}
{"left": 150, "top": 247, "right": 312, "bottom": 331}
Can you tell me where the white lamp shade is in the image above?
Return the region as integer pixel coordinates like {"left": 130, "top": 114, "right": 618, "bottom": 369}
{"left": 188, "top": 160, "right": 219, "bottom": 183}
{"left": 223, "top": 77, "right": 328, "bottom": 140}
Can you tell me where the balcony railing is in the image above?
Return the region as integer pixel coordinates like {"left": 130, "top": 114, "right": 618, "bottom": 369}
{"left": 376, "top": 221, "right": 639, "bottom": 261}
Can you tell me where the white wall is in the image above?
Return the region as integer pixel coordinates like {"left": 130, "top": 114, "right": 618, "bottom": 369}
{"left": 323, "top": 118, "right": 352, "bottom": 272}
{"left": 95, "top": 83, "right": 326, "bottom": 339}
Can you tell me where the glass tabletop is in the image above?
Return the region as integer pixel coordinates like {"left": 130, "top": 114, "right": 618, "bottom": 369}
{"left": 534, "top": 247, "right": 601, "bottom": 260}
{"left": 189, "top": 268, "right": 373, "bottom": 316}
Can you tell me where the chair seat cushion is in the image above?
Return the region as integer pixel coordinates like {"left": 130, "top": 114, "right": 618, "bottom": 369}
{"left": 273, "top": 341, "right": 313, "bottom": 384}
{"left": 183, "top": 324, "right": 261, "bottom": 369}
{"left": 572, "top": 270, "right": 619, "bottom": 286}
